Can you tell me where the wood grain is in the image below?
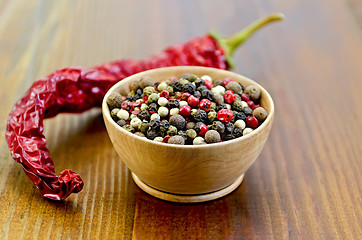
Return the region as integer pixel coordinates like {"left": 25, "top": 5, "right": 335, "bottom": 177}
{"left": 0, "top": 0, "right": 361, "bottom": 239}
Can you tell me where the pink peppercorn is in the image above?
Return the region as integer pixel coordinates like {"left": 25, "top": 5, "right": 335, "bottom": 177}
{"left": 217, "top": 109, "right": 234, "bottom": 123}
{"left": 224, "top": 90, "right": 236, "bottom": 103}
{"left": 179, "top": 105, "right": 191, "bottom": 117}
{"left": 241, "top": 93, "right": 250, "bottom": 102}
{"left": 181, "top": 92, "right": 191, "bottom": 100}
{"left": 246, "top": 116, "right": 259, "bottom": 128}
{"left": 160, "top": 90, "right": 169, "bottom": 98}
{"left": 199, "top": 99, "right": 211, "bottom": 111}
{"left": 163, "top": 135, "right": 171, "bottom": 143}
{"left": 199, "top": 123, "right": 208, "bottom": 136}
{"left": 187, "top": 95, "right": 200, "bottom": 107}
{"left": 247, "top": 100, "right": 254, "bottom": 108}
{"left": 222, "top": 78, "right": 233, "bottom": 87}
{"left": 204, "top": 80, "right": 213, "bottom": 89}
{"left": 251, "top": 104, "right": 260, "bottom": 110}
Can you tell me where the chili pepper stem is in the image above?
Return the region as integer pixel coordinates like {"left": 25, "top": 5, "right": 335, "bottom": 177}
{"left": 210, "top": 13, "right": 285, "bottom": 68}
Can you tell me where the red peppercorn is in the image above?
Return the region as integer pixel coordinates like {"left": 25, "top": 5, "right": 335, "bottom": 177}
{"left": 143, "top": 95, "right": 149, "bottom": 102}
{"left": 204, "top": 80, "right": 213, "bottom": 89}
{"left": 169, "top": 77, "right": 178, "bottom": 82}
{"left": 160, "top": 90, "right": 169, "bottom": 98}
{"left": 199, "top": 99, "right": 211, "bottom": 111}
{"left": 241, "top": 93, "right": 250, "bottom": 102}
{"left": 247, "top": 100, "right": 254, "bottom": 108}
{"left": 187, "top": 95, "right": 200, "bottom": 107}
{"left": 154, "top": 86, "right": 157, "bottom": 91}
{"left": 217, "top": 109, "right": 233, "bottom": 123}
{"left": 251, "top": 104, "right": 260, "bottom": 110}
{"left": 181, "top": 92, "right": 191, "bottom": 100}
{"left": 163, "top": 135, "right": 171, "bottom": 143}
{"left": 222, "top": 78, "right": 233, "bottom": 87}
{"left": 224, "top": 90, "right": 236, "bottom": 104}
{"left": 246, "top": 116, "right": 259, "bottom": 128}
{"left": 199, "top": 123, "right": 208, "bottom": 136}
{"left": 179, "top": 105, "right": 191, "bottom": 117}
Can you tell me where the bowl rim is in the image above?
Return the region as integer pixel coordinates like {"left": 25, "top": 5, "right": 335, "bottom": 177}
{"left": 102, "top": 66, "right": 274, "bottom": 149}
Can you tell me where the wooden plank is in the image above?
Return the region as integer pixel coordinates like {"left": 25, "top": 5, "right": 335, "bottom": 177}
{"left": 0, "top": 0, "right": 361, "bottom": 239}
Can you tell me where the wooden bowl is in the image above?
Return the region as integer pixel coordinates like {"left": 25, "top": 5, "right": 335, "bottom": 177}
{"left": 102, "top": 66, "right": 274, "bottom": 203}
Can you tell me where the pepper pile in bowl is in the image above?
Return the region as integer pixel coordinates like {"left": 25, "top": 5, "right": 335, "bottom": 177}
{"left": 106, "top": 73, "right": 268, "bottom": 145}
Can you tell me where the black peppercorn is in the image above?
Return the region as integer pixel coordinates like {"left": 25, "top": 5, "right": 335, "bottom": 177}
{"left": 201, "top": 89, "right": 214, "bottom": 101}
{"left": 193, "top": 109, "right": 207, "bottom": 123}
{"left": 216, "top": 104, "right": 228, "bottom": 112}
{"left": 169, "top": 114, "right": 186, "bottom": 130}
{"left": 223, "top": 133, "right": 235, "bottom": 141}
{"left": 232, "top": 128, "right": 242, "bottom": 138}
{"left": 197, "top": 85, "right": 208, "bottom": 93}
{"left": 148, "top": 103, "right": 158, "bottom": 113}
{"left": 168, "top": 99, "right": 180, "bottom": 109}
{"left": 160, "top": 120, "right": 170, "bottom": 132}
{"left": 182, "top": 82, "right": 196, "bottom": 95}
{"left": 171, "top": 81, "right": 183, "bottom": 92}
{"left": 210, "top": 121, "right": 225, "bottom": 134}
{"left": 194, "top": 78, "right": 205, "bottom": 88}
{"left": 125, "top": 95, "right": 135, "bottom": 102}
{"left": 177, "top": 130, "right": 188, "bottom": 141}
{"left": 138, "top": 109, "right": 150, "bottom": 121}
{"left": 149, "top": 119, "right": 161, "bottom": 130}
{"left": 235, "top": 111, "right": 247, "bottom": 121}
{"left": 194, "top": 91, "right": 201, "bottom": 99}
{"left": 146, "top": 129, "right": 158, "bottom": 140}
{"left": 225, "top": 122, "right": 234, "bottom": 133}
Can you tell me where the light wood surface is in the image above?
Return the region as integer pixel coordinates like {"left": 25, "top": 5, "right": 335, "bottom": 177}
{"left": 102, "top": 66, "right": 274, "bottom": 198}
{"left": 0, "top": 0, "right": 361, "bottom": 239}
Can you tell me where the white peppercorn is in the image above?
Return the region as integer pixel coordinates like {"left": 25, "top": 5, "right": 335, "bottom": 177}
{"left": 243, "top": 128, "right": 253, "bottom": 136}
{"left": 193, "top": 136, "right": 206, "bottom": 145}
{"left": 117, "top": 109, "right": 129, "bottom": 120}
{"left": 234, "top": 120, "right": 246, "bottom": 130}
{"left": 158, "top": 106, "right": 169, "bottom": 117}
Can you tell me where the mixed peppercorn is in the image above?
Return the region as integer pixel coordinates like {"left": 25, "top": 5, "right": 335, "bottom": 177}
{"left": 107, "top": 74, "right": 268, "bottom": 145}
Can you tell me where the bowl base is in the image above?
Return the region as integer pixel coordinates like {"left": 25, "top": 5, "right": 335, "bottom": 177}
{"left": 131, "top": 173, "right": 245, "bottom": 203}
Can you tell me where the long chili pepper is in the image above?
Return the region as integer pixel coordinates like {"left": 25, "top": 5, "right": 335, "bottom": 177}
{"left": 6, "top": 13, "right": 284, "bottom": 200}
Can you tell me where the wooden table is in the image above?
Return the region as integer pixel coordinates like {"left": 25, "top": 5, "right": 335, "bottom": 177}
{"left": 0, "top": 0, "right": 361, "bottom": 239}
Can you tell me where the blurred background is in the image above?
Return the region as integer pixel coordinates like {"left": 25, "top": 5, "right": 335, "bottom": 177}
{"left": 0, "top": 0, "right": 361, "bottom": 239}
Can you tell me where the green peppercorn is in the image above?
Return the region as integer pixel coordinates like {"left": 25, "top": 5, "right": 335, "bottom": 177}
{"left": 107, "top": 92, "right": 123, "bottom": 110}
{"left": 186, "top": 129, "right": 197, "bottom": 139}
{"left": 139, "top": 122, "right": 150, "bottom": 133}
{"left": 143, "top": 86, "right": 155, "bottom": 96}
{"left": 213, "top": 79, "right": 223, "bottom": 86}
{"left": 165, "top": 86, "right": 174, "bottom": 95}
{"left": 174, "top": 91, "right": 182, "bottom": 99}
{"left": 180, "top": 79, "right": 189, "bottom": 85}
{"left": 188, "top": 74, "right": 198, "bottom": 82}
{"left": 232, "top": 100, "right": 244, "bottom": 111}
{"left": 127, "top": 90, "right": 135, "bottom": 97}
{"left": 245, "top": 85, "right": 261, "bottom": 101}
{"left": 139, "top": 76, "right": 155, "bottom": 89}
{"left": 168, "top": 135, "right": 185, "bottom": 145}
{"left": 123, "top": 124, "right": 135, "bottom": 133}
{"left": 194, "top": 91, "right": 201, "bottom": 99}
{"left": 186, "top": 121, "right": 196, "bottom": 130}
{"left": 167, "top": 125, "right": 178, "bottom": 136}
{"left": 253, "top": 107, "right": 268, "bottom": 122}
{"left": 210, "top": 102, "right": 217, "bottom": 110}
{"left": 205, "top": 130, "right": 221, "bottom": 143}
{"left": 146, "top": 93, "right": 159, "bottom": 104}
{"left": 225, "top": 81, "right": 242, "bottom": 94}
{"left": 169, "top": 114, "right": 186, "bottom": 130}
{"left": 208, "top": 110, "right": 217, "bottom": 122}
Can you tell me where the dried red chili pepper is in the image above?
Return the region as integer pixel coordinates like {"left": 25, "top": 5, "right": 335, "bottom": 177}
{"left": 5, "top": 14, "right": 283, "bottom": 200}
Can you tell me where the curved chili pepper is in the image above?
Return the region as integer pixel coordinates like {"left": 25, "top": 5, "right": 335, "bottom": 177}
{"left": 5, "top": 13, "right": 284, "bottom": 200}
